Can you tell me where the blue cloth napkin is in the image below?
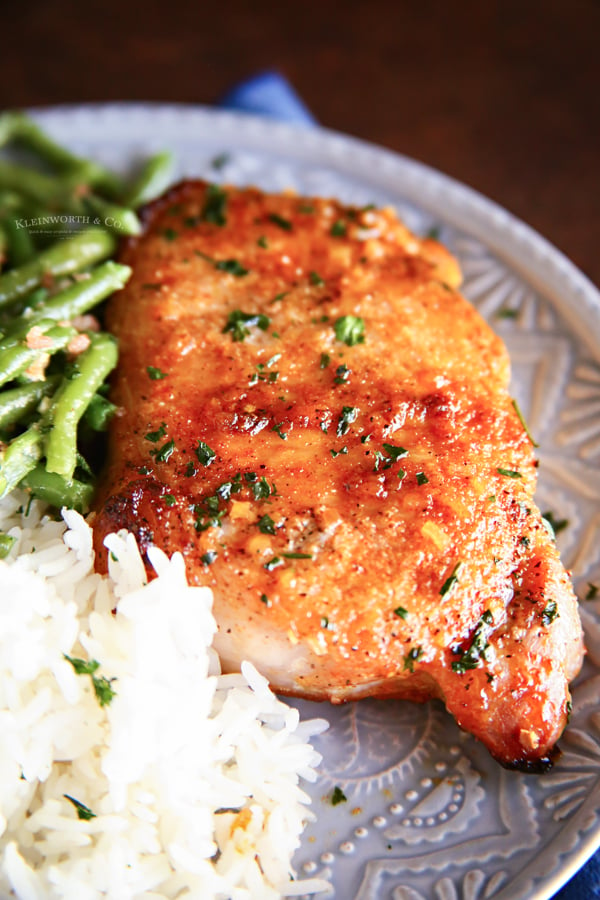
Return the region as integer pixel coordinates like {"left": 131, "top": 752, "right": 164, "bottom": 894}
{"left": 215, "top": 69, "right": 600, "bottom": 900}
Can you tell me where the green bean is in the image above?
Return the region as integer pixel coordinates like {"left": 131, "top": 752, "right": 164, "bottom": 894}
{"left": 123, "top": 150, "right": 174, "bottom": 207}
{"left": 0, "top": 112, "right": 125, "bottom": 198}
{"left": 20, "top": 465, "right": 94, "bottom": 512}
{"left": 20, "top": 260, "right": 131, "bottom": 328}
{"left": 0, "top": 222, "right": 7, "bottom": 270}
{"left": 0, "top": 190, "right": 24, "bottom": 214}
{"left": 83, "top": 194, "right": 141, "bottom": 237}
{"left": 0, "top": 376, "right": 59, "bottom": 429}
{"left": 0, "top": 324, "right": 77, "bottom": 388}
{"left": 0, "top": 425, "right": 43, "bottom": 498}
{"left": 0, "top": 112, "right": 21, "bottom": 147}
{"left": 0, "top": 160, "right": 79, "bottom": 208}
{"left": 82, "top": 391, "right": 117, "bottom": 431}
{"left": 2, "top": 216, "right": 36, "bottom": 266}
{"left": 0, "top": 228, "right": 116, "bottom": 308}
{"left": 44, "top": 333, "right": 118, "bottom": 478}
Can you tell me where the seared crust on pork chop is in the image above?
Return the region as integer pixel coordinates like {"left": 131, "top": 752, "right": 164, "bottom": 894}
{"left": 93, "top": 181, "right": 584, "bottom": 770}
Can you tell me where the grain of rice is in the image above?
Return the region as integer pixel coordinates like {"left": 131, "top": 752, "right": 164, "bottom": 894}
{"left": 0, "top": 492, "right": 329, "bottom": 899}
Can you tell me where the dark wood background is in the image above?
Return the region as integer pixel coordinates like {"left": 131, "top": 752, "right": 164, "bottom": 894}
{"left": 2, "top": 0, "right": 599, "bottom": 288}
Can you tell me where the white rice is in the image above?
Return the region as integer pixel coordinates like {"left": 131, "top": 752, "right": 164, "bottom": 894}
{"left": 0, "top": 492, "right": 329, "bottom": 899}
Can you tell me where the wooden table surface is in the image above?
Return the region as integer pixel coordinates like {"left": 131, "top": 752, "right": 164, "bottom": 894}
{"left": 2, "top": 0, "right": 599, "bottom": 289}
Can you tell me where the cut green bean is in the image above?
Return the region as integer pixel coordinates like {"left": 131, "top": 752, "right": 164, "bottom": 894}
{"left": 83, "top": 194, "right": 141, "bottom": 236}
{"left": 82, "top": 392, "right": 117, "bottom": 431}
{"left": 0, "top": 315, "right": 57, "bottom": 350}
{"left": 0, "top": 228, "right": 116, "bottom": 308}
{"left": 2, "top": 216, "right": 36, "bottom": 266}
{"left": 22, "top": 260, "right": 131, "bottom": 327}
{"left": 0, "top": 324, "right": 77, "bottom": 388}
{"left": 0, "top": 112, "right": 125, "bottom": 198}
{"left": 123, "top": 150, "right": 174, "bottom": 207}
{"left": 0, "top": 222, "right": 7, "bottom": 270}
{"left": 45, "top": 333, "right": 118, "bottom": 478}
{"left": 0, "top": 376, "right": 59, "bottom": 429}
{"left": 0, "top": 112, "right": 21, "bottom": 148}
{"left": 0, "top": 160, "right": 80, "bottom": 208}
{"left": 21, "top": 464, "right": 94, "bottom": 512}
{"left": 0, "top": 425, "right": 43, "bottom": 497}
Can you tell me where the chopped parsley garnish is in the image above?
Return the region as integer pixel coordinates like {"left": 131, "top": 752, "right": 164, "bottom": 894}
{"left": 330, "top": 219, "right": 347, "bottom": 237}
{"left": 164, "top": 494, "right": 176, "bottom": 506}
{"left": 497, "top": 467, "right": 522, "bottom": 478}
{"left": 416, "top": 472, "right": 429, "bottom": 485}
{"left": 440, "top": 562, "right": 462, "bottom": 598}
{"left": 260, "top": 593, "right": 271, "bottom": 605}
{"left": 512, "top": 398, "right": 538, "bottom": 447}
{"left": 257, "top": 514, "right": 276, "bottom": 534}
{"left": 272, "top": 422, "right": 287, "bottom": 440}
{"left": 393, "top": 606, "right": 408, "bottom": 619}
{"left": 216, "top": 474, "right": 243, "bottom": 501}
{"left": 264, "top": 556, "right": 284, "bottom": 571}
{"left": 541, "top": 599, "right": 559, "bottom": 626}
{"left": 144, "top": 422, "right": 167, "bottom": 443}
{"left": 257, "top": 235, "right": 269, "bottom": 248}
{"left": 542, "top": 511, "right": 569, "bottom": 539}
{"left": 333, "top": 315, "right": 365, "bottom": 346}
{"left": 64, "top": 655, "right": 116, "bottom": 707}
{"left": 451, "top": 610, "right": 493, "bottom": 674}
{"left": 320, "top": 616, "right": 330, "bottom": 629}
{"left": 403, "top": 646, "right": 423, "bottom": 672}
{"left": 64, "top": 655, "right": 100, "bottom": 676}
{"left": 320, "top": 352, "right": 331, "bottom": 369}
{"left": 586, "top": 583, "right": 599, "bottom": 601}
{"left": 201, "top": 183, "right": 228, "bottom": 226}
{"left": 64, "top": 795, "right": 96, "bottom": 821}
{"left": 150, "top": 439, "right": 175, "bottom": 463}
{"left": 196, "top": 440, "right": 216, "bottom": 466}
{"left": 142, "top": 282, "right": 163, "bottom": 290}
{"left": 282, "top": 552, "right": 313, "bottom": 559}
{"left": 383, "top": 443, "right": 408, "bottom": 461}
{"left": 309, "top": 270, "right": 324, "bottom": 286}
{"left": 270, "top": 291, "right": 288, "bottom": 303}
{"left": 162, "top": 227, "right": 178, "bottom": 241}
{"left": 223, "top": 310, "right": 270, "bottom": 341}
{"left": 185, "top": 461, "right": 197, "bottom": 477}
{"left": 330, "top": 446, "right": 348, "bottom": 458}
{"left": 298, "top": 203, "right": 315, "bottom": 214}
{"left": 330, "top": 786, "right": 347, "bottom": 805}
{"left": 373, "top": 443, "right": 409, "bottom": 472}
{"left": 93, "top": 676, "right": 117, "bottom": 707}
{"left": 268, "top": 212, "right": 293, "bottom": 231}
{"left": 215, "top": 258, "right": 248, "bottom": 277}
{"left": 336, "top": 405, "right": 359, "bottom": 437}
{"left": 334, "top": 364, "right": 350, "bottom": 385}
{"left": 201, "top": 550, "right": 218, "bottom": 565}
{"left": 194, "top": 495, "right": 225, "bottom": 532}
{"left": 496, "top": 307, "right": 520, "bottom": 319}
{"left": 251, "top": 476, "right": 275, "bottom": 500}
{"left": 146, "top": 365, "right": 168, "bottom": 380}
{"left": 211, "top": 152, "right": 230, "bottom": 170}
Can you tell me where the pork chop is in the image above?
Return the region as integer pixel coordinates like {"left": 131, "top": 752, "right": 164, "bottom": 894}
{"left": 93, "top": 180, "right": 584, "bottom": 770}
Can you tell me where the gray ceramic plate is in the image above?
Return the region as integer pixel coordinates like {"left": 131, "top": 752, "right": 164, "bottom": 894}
{"left": 29, "top": 104, "right": 600, "bottom": 899}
